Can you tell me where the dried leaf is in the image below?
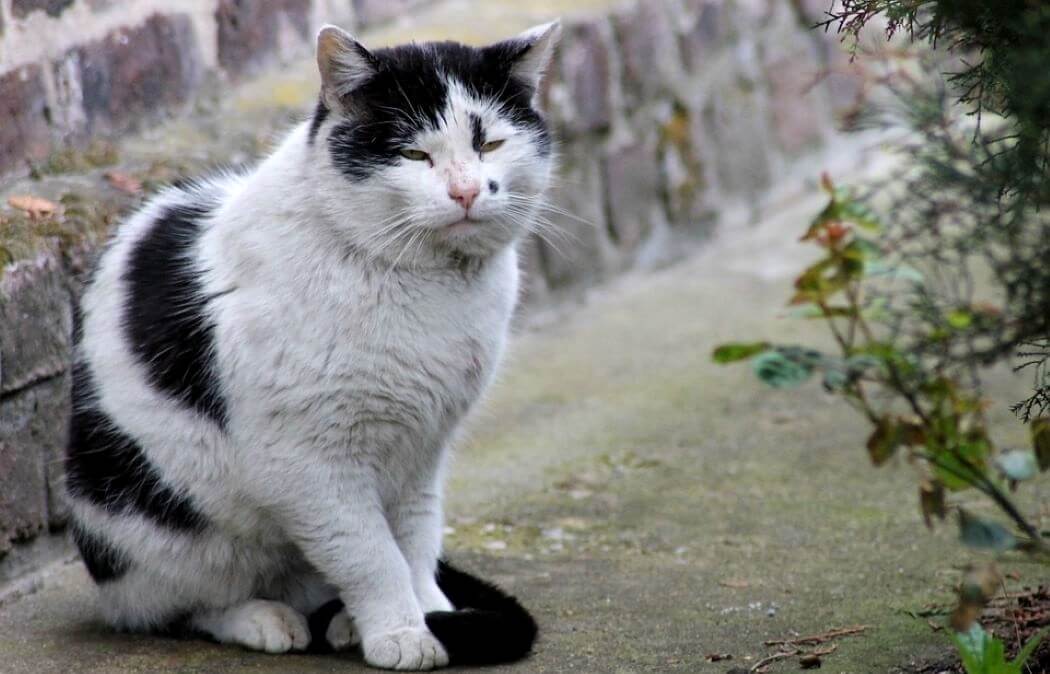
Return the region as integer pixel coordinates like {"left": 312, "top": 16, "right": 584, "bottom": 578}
{"left": 919, "top": 479, "right": 946, "bottom": 529}
{"left": 867, "top": 416, "right": 901, "bottom": 466}
{"left": 104, "top": 170, "right": 142, "bottom": 194}
{"left": 719, "top": 578, "right": 750, "bottom": 589}
{"left": 7, "top": 194, "right": 58, "bottom": 219}
{"left": 1031, "top": 417, "right": 1050, "bottom": 471}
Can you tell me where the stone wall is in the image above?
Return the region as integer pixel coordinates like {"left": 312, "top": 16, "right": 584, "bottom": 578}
{"left": 522, "top": 0, "right": 854, "bottom": 302}
{"left": 0, "top": 0, "right": 432, "bottom": 178}
{"left": 0, "top": 0, "right": 853, "bottom": 592}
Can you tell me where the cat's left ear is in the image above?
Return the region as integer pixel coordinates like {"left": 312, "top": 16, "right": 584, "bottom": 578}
{"left": 490, "top": 20, "right": 562, "bottom": 93}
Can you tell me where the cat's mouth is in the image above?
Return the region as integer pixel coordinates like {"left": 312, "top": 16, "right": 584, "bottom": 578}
{"left": 442, "top": 217, "right": 481, "bottom": 235}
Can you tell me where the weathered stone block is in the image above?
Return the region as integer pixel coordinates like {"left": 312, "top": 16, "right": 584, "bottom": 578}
{"left": 0, "top": 250, "right": 73, "bottom": 397}
{"left": 11, "top": 0, "right": 73, "bottom": 19}
{"left": 558, "top": 18, "right": 615, "bottom": 135}
{"left": 216, "top": 0, "right": 311, "bottom": 78}
{"left": 0, "top": 65, "right": 52, "bottom": 176}
{"left": 660, "top": 103, "right": 717, "bottom": 231}
{"left": 353, "top": 0, "right": 429, "bottom": 27}
{"left": 764, "top": 44, "right": 827, "bottom": 156}
{"left": 813, "top": 33, "right": 866, "bottom": 123}
{"left": 792, "top": 0, "right": 834, "bottom": 25}
{"left": 0, "top": 383, "right": 55, "bottom": 556}
{"left": 75, "top": 13, "right": 202, "bottom": 136}
{"left": 703, "top": 71, "right": 774, "bottom": 198}
{"left": 540, "top": 154, "right": 615, "bottom": 289}
{"left": 37, "top": 375, "right": 71, "bottom": 530}
{"left": 603, "top": 135, "right": 664, "bottom": 255}
{"left": 612, "top": 1, "right": 681, "bottom": 108}
{"left": 679, "top": 0, "right": 734, "bottom": 73}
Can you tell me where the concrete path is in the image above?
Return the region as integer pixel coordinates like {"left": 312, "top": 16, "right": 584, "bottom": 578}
{"left": 1, "top": 187, "right": 1042, "bottom": 673}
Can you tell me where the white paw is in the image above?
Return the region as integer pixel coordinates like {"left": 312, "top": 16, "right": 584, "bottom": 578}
{"left": 363, "top": 627, "right": 449, "bottom": 670}
{"left": 325, "top": 610, "right": 360, "bottom": 651}
{"left": 417, "top": 580, "right": 454, "bottom": 614}
{"left": 224, "top": 600, "right": 311, "bottom": 654}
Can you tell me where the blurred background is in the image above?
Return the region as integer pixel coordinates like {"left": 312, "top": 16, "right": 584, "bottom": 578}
{"left": 2, "top": 1, "right": 1047, "bottom": 672}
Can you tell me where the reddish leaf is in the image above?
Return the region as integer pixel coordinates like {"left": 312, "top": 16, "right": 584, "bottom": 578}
{"left": 7, "top": 194, "right": 58, "bottom": 219}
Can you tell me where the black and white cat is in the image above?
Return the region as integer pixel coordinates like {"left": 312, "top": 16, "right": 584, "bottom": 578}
{"left": 65, "top": 20, "right": 559, "bottom": 670}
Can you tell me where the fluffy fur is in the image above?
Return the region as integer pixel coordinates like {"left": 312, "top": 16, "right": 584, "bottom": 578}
{"left": 66, "top": 21, "right": 560, "bottom": 671}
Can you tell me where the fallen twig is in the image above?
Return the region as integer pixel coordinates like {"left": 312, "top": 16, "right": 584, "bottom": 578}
{"left": 763, "top": 624, "right": 869, "bottom": 647}
{"left": 750, "top": 645, "right": 838, "bottom": 673}
{"left": 750, "top": 650, "right": 797, "bottom": 673}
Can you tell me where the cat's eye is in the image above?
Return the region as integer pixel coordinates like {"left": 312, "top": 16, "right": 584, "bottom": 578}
{"left": 480, "top": 139, "right": 506, "bottom": 153}
{"left": 400, "top": 149, "right": 430, "bottom": 161}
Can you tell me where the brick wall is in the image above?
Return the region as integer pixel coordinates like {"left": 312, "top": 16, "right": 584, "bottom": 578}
{"left": 0, "top": 0, "right": 434, "bottom": 178}
{"left": 0, "top": 0, "right": 853, "bottom": 590}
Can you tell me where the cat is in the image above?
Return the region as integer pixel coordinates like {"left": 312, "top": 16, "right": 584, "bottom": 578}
{"left": 65, "top": 20, "right": 559, "bottom": 670}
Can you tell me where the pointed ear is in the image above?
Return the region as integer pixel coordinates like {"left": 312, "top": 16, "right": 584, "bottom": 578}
{"left": 316, "top": 24, "right": 377, "bottom": 110}
{"left": 493, "top": 20, "right": 561, "bottom": 92}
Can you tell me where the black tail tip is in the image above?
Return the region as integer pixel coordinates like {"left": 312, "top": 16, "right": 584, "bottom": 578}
{"left": 427, "top": 560, "right": 538, "bottom": 665}
{"left": 304, "top": 561, "right": 538, "bottom": 664}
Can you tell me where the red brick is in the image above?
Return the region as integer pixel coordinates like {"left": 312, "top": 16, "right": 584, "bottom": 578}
{"left": 74, "top": 13, "right": 202, "bottom": 135}
{"left": 559, "top": 19, "right": 614, "bottom": 134}
{"left": 11, "top": 0, "right": 73, "bottom": 19}
{"left": 216, "top": 0, "right": 311, "bottom": 78}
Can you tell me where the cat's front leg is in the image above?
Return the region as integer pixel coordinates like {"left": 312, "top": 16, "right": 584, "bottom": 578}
{"left": 266, "top": 463, "right": 448, "bottom": 670}
{"left": 391, "top": 477, "right": 453, "bottom": 614}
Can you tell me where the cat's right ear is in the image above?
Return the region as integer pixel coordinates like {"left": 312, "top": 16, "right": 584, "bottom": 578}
{"left": 317, "top": 25, "right": 377, "bottom": 111}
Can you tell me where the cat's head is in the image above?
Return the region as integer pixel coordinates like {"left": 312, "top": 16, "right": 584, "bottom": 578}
{"left": 308, "top": 22, "right": 560, "bottom": 263}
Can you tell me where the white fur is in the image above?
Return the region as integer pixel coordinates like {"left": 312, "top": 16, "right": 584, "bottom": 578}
{"left": 71, "top": 23, "right": 558, "bottom": 671}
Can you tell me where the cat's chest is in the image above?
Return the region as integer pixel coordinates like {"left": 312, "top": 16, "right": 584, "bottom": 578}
{"left": 235, "top": 255, "right": 516, "bottom": 427}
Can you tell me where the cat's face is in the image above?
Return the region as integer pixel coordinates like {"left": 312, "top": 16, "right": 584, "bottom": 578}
{"left": 311, "top": 23, "right": 560, "bottom": 262}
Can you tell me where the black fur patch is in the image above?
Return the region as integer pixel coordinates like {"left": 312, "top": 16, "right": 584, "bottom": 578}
{"left": 426, "top": 560, "right": 538, "bottom": 665}
{"left": 66, "top": 362, "right": 208, "bottom": 532}
{"left": 306, "top": 598, "right": 346, "bottom": 654}
{"left": 328, "top": 40, "right": 550, "bottom": 180}
{"left": 123, "top": 202, "right": 228, "bottom": 428}
{"left": 470, "top": 113, "right": 484, "bottom": 152}
{"left": 71, "top": 522, "right": 130, "bottom": 583}
{"left": 298, "top": 562, "right": 537, "bottom": 663}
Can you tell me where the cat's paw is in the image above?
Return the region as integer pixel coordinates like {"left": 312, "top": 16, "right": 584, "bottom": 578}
{"left": 325, "top": 610, "right": 360, "bottom": 651}
{"left": 363, "top": 627, "right": 449, "bottom": 670}
{"left": 223, "top": 600, "right": 311, "bottom": 653}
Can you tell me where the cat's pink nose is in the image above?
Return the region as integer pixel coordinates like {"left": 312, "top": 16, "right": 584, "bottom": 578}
{"left": 448, "top": 182, "right": 480, "bottom": 210}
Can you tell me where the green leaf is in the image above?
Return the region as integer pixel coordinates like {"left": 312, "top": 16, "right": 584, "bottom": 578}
{"left": 995, "top": 450, "right": 1038, "bottom": 481}
{"left": 838, "top": 196, "right": 882, "bottom": 232}
{"left": 1011, "top": 627, "right": 1048, "bottom": 670}
{"left": 957, "top": 509, "right": 1017, "bottom": 551}
{"left": 712, "top": 342, "right": 770, "bottom": 364}
{"left": 932, "top": 435, "right": 990, "bottom": 491}
{"left": 947, "top": 309, "right": 974, "bottom": 329}
{"left": 864, "top": 260, "right": 925, "bottom": 283}
{"left": 948, "top": 624, "right": 990, "bottom": 673}
{"left": 751, "top": 350, "right": 815, "bottom": 389}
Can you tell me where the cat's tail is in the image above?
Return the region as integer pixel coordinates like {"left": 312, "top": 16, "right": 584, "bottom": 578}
{"left": 306, "top": 560, "right": 537, "bottom": 664}
{"left": 425, "top": 559, "right": 538, "bottom": 665}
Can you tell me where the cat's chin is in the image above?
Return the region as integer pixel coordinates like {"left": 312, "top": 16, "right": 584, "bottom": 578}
{"left": 442, "top": 219, "right": 477, "bottom": 235}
